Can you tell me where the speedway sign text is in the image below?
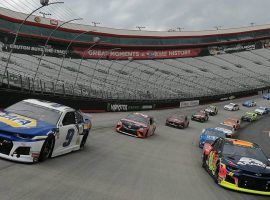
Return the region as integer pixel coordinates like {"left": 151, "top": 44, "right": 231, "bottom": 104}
{"left": 73, "top": 48, "right": 202, "bottom": 60}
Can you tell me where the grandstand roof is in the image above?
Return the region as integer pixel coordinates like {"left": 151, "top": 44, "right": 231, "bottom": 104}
{"left": 1, "top": 6, "right": 270, "bottom": 39}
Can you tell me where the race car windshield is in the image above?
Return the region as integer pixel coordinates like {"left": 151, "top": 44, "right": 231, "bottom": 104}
{"left": 218, "top": 124, "right": 234, "bottom": 131}
{"left": 5, "top": 101, "right": 61, "bottom": 125}
{"left": 205, "top": 130, "right": 225, "bottom": 137}
{"left": 126, "top": 114, "right": 148, "bottom": 124}
{"left": 172, "top": 115, "right": 185, "bottom": 120}
{"left": 223, "top": 143, "right": 268, "bottom": 162}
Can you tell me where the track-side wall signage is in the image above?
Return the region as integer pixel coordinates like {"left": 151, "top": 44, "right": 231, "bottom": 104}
{"left": 179, "top": 100, "right": 200, "bottom": 108}
{"left": 72, "top": 48, "right": 203, "bottom": 60}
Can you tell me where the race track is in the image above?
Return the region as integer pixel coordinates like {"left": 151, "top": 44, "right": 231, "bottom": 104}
{"left": 0, "top": 96, "right": 269, "bottom": 200}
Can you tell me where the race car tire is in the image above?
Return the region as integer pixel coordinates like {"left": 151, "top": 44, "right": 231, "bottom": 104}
{"left": 80, "top": 131, "right": 89, "bottom": 149}
{"left": 39, "top": 135, "right": 55, "bottom": 162}
{"left": 214, "top": 163, "right": 220, "bottom": 183}
{"left": 202, "top": 155, "right": 207, "bottom": 168}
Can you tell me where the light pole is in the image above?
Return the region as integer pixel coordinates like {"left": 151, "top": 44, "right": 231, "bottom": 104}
{"left": 1, "top": 0, "right": 64, "bottom": 84}
{"left": 89, "top": 48, "right": 121, "bottom": 89}
{"left": 56, "top": 31, "right": 98, "bottom": 84}
{"left": 34, "top": 17, "right": 83, "bottom": 81}
{"left": 73, "top": 37, "right": 101, "bottom": 87}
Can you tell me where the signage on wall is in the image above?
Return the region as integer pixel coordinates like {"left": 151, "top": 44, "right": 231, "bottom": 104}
{"left": 50, "top": 19, "right": 58, "bottom": 26}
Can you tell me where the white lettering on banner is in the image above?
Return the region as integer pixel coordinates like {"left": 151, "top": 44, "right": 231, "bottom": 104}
{"left": 179, "top": 100, "right": 200, "bottom": 108}
{"left": 110, "top": 104, "right": 128, "bottom": 112}
{"left": 142, "top": 105, "right": 153, "bottom": 110}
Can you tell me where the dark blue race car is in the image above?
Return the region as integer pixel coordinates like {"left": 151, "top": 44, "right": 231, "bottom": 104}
{"left": 199, "top": 128, "right": 227, "bottom": 148}
{"left": 263, "top": 93, "right": 270, "bottom": 100}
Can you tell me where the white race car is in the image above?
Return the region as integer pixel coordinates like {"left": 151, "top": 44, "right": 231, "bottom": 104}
{"left": 224, "top": 103, "right": 240, "bottom": 111}
{"left": 0, "top": 99, "right": 91, "bottom": 163}
{"left": 254, "top": 106, "right": 270, "bottom": 115}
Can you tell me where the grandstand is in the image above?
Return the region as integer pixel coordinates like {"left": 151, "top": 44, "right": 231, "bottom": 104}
{"left": 0, "top": 6, "right": 270, "bottom": 104}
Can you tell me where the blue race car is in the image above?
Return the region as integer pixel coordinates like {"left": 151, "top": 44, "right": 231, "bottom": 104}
{"left": 263, "top": 93, "right": 270, "bottom": 100}
{"left": 242, "top": 100, "right": 256, "bottom": 107}
{"left": 199, "top": 128, "right": 227, "bottom": 148}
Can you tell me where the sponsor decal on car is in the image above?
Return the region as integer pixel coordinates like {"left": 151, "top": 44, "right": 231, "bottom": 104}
{"left": 237, "top": 157, "right": 266, "bottom": 168}
{"left": 0, "top": 112, "right": 37, "bottom": 128}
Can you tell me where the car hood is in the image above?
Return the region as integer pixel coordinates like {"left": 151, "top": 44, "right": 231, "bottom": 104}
{"left": 0, "top": 111, "right": 56, "bottom": 136}
{"left": 223, "top": 155, "right": 270, "bottom": 174}
{"left": 205, "top": 108, "right": 214, "bottom": 112}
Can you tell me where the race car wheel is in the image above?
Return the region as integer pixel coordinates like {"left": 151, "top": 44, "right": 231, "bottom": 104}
{"left": 215, "top": 163, "right": 220, "bottom": 183}
{"left": 39, "top": 135, "right": 55, "bottom": 162}
{"left": 80, "top": 131, "right": 89, "bottom": 149}
{"left": 202, "top": 155, "right": 207, "bottom": 168}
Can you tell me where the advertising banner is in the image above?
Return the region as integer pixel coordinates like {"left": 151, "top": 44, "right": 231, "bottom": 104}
{"left": 107, "top": 103, "right": 155, "bottom": 112}
{"left": 72, "top": 47, "right": 202, "bottom": 60}
{"left": 179, "top": 100, "right": 200, "bottom": 108}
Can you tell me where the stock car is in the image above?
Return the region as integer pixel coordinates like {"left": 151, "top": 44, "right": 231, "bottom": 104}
{"left": 116, "top": 113, "right": 156, "bottom": 138}
{"left": 242, "top": 100, "right": 256, "bottom": 107}
{"left": 255, "top": 106, "right": 270, "bottom": 115}
{"left": 0, "top": 99, "right": 91, "bottom": 163}
{"left": 241, "top": 112, "right": 258, "bottom": 122}
{"left": 224, "top": 103, "right": 240, "bottom": 111}
{"left": 199, "top": 128, "right": 227, "bottom": 148}
{"left": 191, "top": 111, "right": 209, "bottom": 122}
{"left": 165, "top": 114, "right": 189, "bottom": 129}
{"left": 202, "top": 138, "right": 270, "bottom": 196}
{"left": 214, "top": 124, "right": 236, "bottom": 138}
{"left": 222, "top": 117, "right": 241, "bottom": 130}
{"left": 204, "top": 105, "right": 218, "bottom": 116}
{"left": 263, "top": 93, "right": 270, "bottom": 100}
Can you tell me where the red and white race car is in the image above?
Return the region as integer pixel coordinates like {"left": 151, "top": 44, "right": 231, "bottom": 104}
{"left": 116, "top": 113, "right": 156, "bottom": 138}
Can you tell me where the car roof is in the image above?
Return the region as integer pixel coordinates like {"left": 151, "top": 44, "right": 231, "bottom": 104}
{"left": 23, "top": 99, "right": 73, "bottom": 112}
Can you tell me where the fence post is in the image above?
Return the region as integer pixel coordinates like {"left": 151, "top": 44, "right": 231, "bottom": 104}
{"left": 32, "top": 78, "right": 35, "bottom": 93}
{"left": 20, "top": 75, "right": 23, "bottom": 91}
{"left": 62, "top": 84, "right": 66, "bottom": 96}
{"left": 7, "top": 71, "right": 10, "bottom": 88}
{"left": 52, "top": 82, "right": 55, "bottom": 95}
{"left": 40, "top": 79, "right": 43, "bottom": 94}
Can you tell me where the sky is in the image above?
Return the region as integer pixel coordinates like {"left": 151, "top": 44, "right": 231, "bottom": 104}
{"left": 1, "top": 0, "right": 270, "bottom": 31}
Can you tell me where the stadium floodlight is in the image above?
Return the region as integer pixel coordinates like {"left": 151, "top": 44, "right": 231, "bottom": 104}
{"left": 136, "top": 26, "right": 145, "bottom": 31}
{"left": 73, "top": 37, "right": 102, "bottom": 87}
{"left": 88, "top": 48, "right": 122, "bottom": 89}
{"left": 1, "top": 0, "right": 64, "bottom": 85}
{"left": 92, "top": 22, "right": 101, "bottom": 27}
{"left": 34, "top": 18, "right": 83, "bottom": 81}
{"left": 214, "top": 26, "right": 222, "bottom": 30}
{"left": 39, "top": 11, "right": 52, "bottom": 18}
{"left": 56, "top": 30, "right": 97, "bottom": 84}
{"left": 177, "top": 27, "right": 184, "bottom": 32}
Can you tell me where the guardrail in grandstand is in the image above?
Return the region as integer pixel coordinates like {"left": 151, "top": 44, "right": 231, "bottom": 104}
{"left": 0, "top": 70, "right": 156, "bottom": 100}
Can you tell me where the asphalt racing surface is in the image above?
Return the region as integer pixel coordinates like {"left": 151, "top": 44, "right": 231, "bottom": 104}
{"left": 0, "top": 96, "right": 270, "bottom": 200}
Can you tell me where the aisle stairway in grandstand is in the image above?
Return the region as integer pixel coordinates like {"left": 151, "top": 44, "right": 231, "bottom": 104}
{"left": 1, "top": 45, "right": 270, "bottom": 100}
